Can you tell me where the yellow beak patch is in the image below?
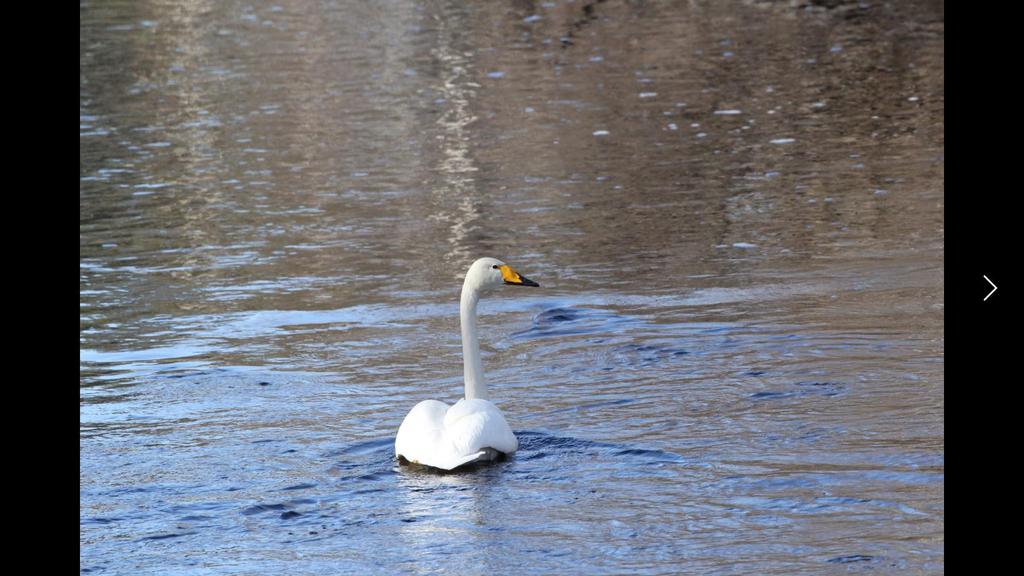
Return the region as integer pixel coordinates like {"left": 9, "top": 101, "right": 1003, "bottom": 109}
{"left": 499, "top": 265, "right": 523, "bottom": 284}
{"left": 498, "top": 263, "right": 539, "bottom": 287}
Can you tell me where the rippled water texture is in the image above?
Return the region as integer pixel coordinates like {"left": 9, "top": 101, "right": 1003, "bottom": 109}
{"left": 81, "top": 0, "right": 944, "bottom": 573}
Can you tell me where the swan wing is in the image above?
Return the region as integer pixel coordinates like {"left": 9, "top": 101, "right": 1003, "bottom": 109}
{"left": 395, "top": 398, "right": 518, "bottom": 470}
{"left": 444, "top": 398, "right": 519, "bottom": 456}
{"left": 395, "top": 400, "right": 449, "bottom": 466}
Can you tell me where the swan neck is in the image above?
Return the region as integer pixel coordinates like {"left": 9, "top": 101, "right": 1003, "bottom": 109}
{"left": 460, "top": 283, "right": 487, "bottom": 401}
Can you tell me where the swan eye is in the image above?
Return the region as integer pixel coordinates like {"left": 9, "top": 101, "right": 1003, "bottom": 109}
{"left": 492, "top": 265, "right": 499, "bottom": 269}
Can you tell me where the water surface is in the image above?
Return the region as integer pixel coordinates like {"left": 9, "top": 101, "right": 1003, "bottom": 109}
{"left": 81, "top": 0, "right": 944, "bottom": 573}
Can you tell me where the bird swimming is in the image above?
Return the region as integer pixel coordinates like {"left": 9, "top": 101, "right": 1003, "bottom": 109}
{"left": 395, "top": 257, "right": 539, "bottom": 470}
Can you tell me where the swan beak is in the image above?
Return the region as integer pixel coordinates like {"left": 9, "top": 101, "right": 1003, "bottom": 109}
{"left": 500, "top": 264, "right": 540, "bottom": 287}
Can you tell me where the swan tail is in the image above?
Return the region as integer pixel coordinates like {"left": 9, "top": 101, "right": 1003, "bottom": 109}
{"left": 436, "top": 450, "right": 490, "bottom": 471}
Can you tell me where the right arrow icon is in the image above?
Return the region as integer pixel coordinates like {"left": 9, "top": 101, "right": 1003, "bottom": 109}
{"left": 984, "top": 275, "right": 998, "bottom": 301}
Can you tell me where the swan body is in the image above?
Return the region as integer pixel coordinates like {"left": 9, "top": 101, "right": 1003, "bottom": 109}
{"left": 395, "top": 257, "right": 539, "bottom": 470}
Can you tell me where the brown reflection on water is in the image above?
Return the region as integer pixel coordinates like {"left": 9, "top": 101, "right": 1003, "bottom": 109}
{"left": 82, "top": 0, "right": 942, "bottom": 309}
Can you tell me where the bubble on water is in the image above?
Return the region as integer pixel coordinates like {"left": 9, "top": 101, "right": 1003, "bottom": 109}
{"left": 593, "top": 130, "right": 610, "bottom": 136}
{"left": 770, "top": 138, "right": 796, "bottom": 144}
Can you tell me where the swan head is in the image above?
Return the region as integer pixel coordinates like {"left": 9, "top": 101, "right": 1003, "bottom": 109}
{"left": 465, "top": 257, "right": 540, "bottom": 293}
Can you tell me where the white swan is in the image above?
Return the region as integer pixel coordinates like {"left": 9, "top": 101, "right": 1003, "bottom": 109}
{"left": 395, "top": 257, "right": 539, "bottom": 470}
